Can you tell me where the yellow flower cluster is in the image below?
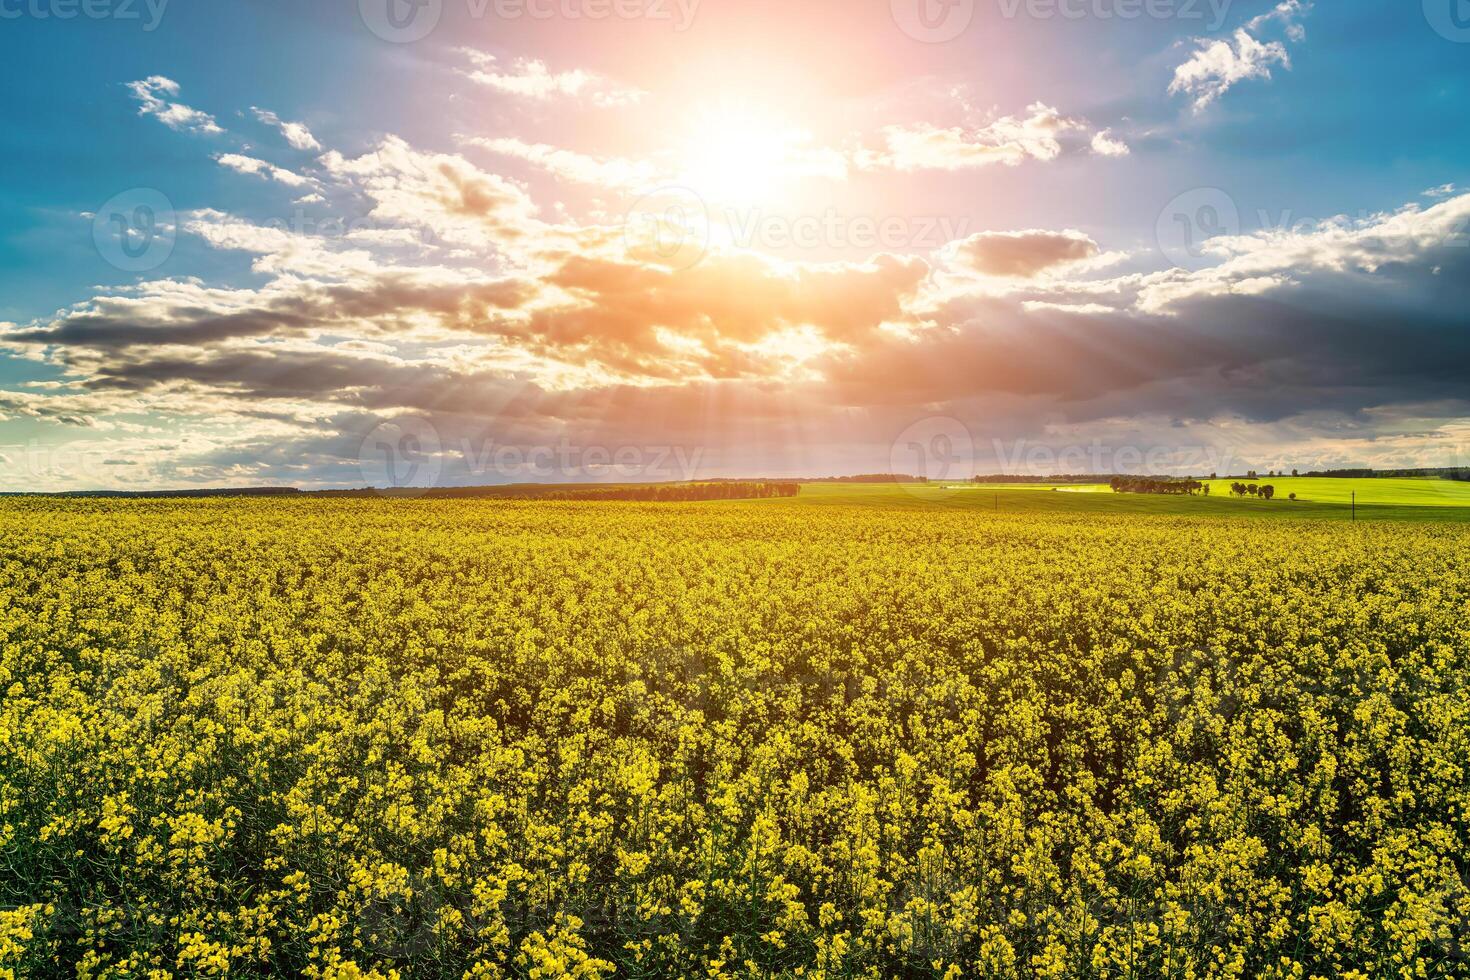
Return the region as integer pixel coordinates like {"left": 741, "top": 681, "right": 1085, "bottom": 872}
{"left": 2, "top": 497, "right": 1468, "bottom": 977}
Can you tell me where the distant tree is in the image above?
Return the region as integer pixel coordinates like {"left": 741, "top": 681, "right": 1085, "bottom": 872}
{"left": 1289, "top": 492, "right": 1297, "bottom": 501}
{"left": 1203, "top": 484, "right": 1211, "bottom": 496}
{"left": 1261, "top": 485, "right": 1276, "bottom": 501}
{"left": 1292, "top": 469, "right": 1299, "bottom": 477}
{"left": 1110, "top": 477, "right": 1205, "bottom": 496}
{"left": 1247, "top": 484, "right": 1259, "bottom": 497}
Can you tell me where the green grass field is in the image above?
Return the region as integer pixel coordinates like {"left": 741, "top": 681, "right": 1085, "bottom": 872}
{"left": 788, "top": 478, "right": 1470, "bottom": 522}
{"left": 1203, "top": 476, "right": 1470, "bottom": 506}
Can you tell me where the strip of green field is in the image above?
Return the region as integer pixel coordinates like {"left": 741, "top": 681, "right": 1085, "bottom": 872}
{"left": 788, "top": 480, "right": 1470, "bottom": 522}
{"left": 1203, "top": 476, "right": 1470, "bottom": 506}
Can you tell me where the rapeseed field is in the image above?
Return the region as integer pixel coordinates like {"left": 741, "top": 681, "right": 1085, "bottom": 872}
{"left": 1, "top": 498, "right": 1467, "bottom": 978}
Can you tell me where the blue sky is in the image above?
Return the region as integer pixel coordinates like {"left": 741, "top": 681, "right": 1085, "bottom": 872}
{"left": 2, "top": 1, "right": 1469, "bottom": 489}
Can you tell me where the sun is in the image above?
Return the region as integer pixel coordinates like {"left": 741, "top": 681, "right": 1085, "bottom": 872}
{"left": 675, "top": 107, "right": 816, "bottom": 208}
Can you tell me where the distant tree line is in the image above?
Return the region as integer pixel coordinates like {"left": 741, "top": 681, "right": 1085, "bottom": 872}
{"left": 541, "top": 482, "right": 801, "bottom": 502}
{"left": 1109, "top": 477, "right": 1209, "bottom": 496}
{"left": 975, "top": 474, "right": 1123, "bottom": 485}
{"left": 807, "top": 474, "right": 929, "bottom": 483}
{"left": 1304, "top": 467, "right": 1470, "bottom": 481}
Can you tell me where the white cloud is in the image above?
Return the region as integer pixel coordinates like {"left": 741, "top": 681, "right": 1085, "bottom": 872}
{"left": 127, "top": 76, "right": 223, "bottom": 136}
{"left": 458, "top": 50, "right": 644, "bottom": 107}
{"left": 862, "top": 103, "right": 1100, "bottom": 171}
{"left": 250, "top": 107, "right": 321, "bottom": 151}
{"left": 215, "top": 153, "right": 314, "bottom": 188}
{"left": 1091, "top": 129, "right": 1131, "bottom": 158}
{"left": 1130, "top": 192, "right": 1470, "bottom": 312}
{"left": 1021, "top": 301, "right": 1115, "bottom": 315}
{"left": 320, "top": 136, "right": 541, "bottom": 248}
{"left": 1169, "top": 1, "right": 1310, "bottom": 112}
{"left": 1424, "top": 183, "right": 1458, "bottom": 199}
{"left": 460, "top": 136, "right": 659, "bottom": 191}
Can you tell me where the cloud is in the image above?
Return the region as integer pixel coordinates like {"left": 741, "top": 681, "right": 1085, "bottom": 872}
{"left": 1425, "top": 183, "right": 1458, "bottom": 199}
{"left": 1131, "top": 193, "right": 1470, "bottom": 313}
{"left": 520, "top": 251, "right": 929, "bottom": 379}
{"left": 127, "top": 76, "right": 223, "bottom": 135}
{"left": 460, "top": 136, "right": 659, "bottom": 191}
{"left": 1020, "top": 301, "right": 1115, "bottom": 315}
{"left": 321, "top": 137, "right": 541, "bottom": 248}
{"left": 1090, "top": 129, "right": 1131, "bottom": 158}
{"left": 250, "top": 107, "right": 321, "bottom": 151}
{"left": 12, "top": 88, "right": 1470, "bottom": 489}
{"left": 862, "top": 103, "right": 1094, "bottom": 171}
{"left": 458, "top": 50, "right": 644, "bottom": 107}
{"left": 215, "top": 153, "right": 314, "bottom": 188}
{"left": 1170, "top": 1, "right": 1310, "bottom": 111}
{"left": 947, "top": 229, "right": 1104, "bottom": 278}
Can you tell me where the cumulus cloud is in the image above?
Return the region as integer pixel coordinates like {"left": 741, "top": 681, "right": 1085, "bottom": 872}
{"left": 1170, "top": 1, "right": 1310, "bottom": 111}
{"left": 12, "top": 75, "right": 1470, "bottom": 489}
{"left": 862, "top": 103, "right": 1116, "bottom": 171}
{"left": 215, "top": 153, "right": 314, "bottom": 188}
{"left": 127, "top": 76, "right": 223, "bottom": 135}
{"left": 458, "top": 50, "right": 644, "bottom": 107}
{"left": 948, "top": 229, "right": 1103, "bottom": 278}
{"left": 321, "top": 137, "right": 541, "bottom": 248}
{"left": 250, "top": 107, "right": 321, "bottom": 151}
{"left": 866, "top": 103, "right": 1081, "bottom": 170}
{"left": 1090, "top": 129, "right": 1131, "bottom": 158}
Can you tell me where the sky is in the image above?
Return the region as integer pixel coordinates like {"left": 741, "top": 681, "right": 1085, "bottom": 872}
{"left": 1, "top": 0, "right": 1469, "bottom": 489}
